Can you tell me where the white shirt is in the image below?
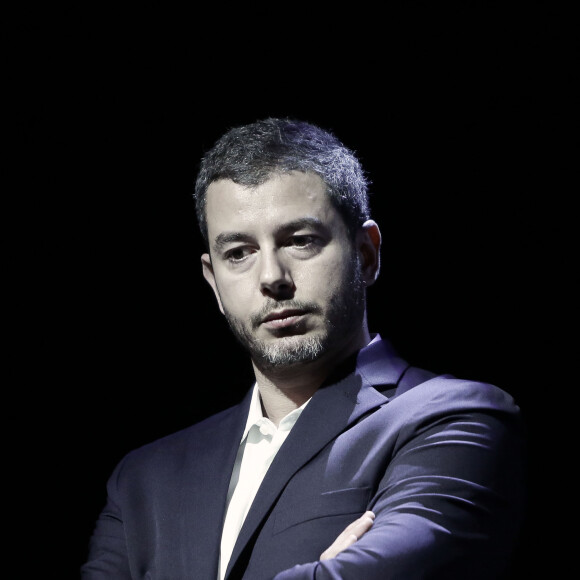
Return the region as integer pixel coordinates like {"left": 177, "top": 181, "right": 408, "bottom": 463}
{"left": 218, "top": 385, "right": 311, "bottom": 580}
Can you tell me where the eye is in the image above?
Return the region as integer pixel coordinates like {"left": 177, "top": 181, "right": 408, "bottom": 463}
{"left": 287, "top": 235, "right": 316, "bottom": 248}
{"left": 224, "top": 246, "right": 254, "bottom": 263}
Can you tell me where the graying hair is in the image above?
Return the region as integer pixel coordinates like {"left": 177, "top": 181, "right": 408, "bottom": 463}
{"left": 193, "top": 118, "right": 371, "bottom": 248}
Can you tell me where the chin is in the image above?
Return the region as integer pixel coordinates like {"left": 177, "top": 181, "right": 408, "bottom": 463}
{"left": 255, "top": 333, "right": 326, "bottom": 367}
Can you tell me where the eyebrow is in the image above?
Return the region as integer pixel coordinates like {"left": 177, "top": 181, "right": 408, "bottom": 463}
{"left": 212, "top": 217, "right": 325, "bottom": 252}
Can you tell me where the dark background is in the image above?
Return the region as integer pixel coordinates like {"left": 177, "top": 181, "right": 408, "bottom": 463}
{"left": 19, "top": 2, "right": 575, "bottom": 577}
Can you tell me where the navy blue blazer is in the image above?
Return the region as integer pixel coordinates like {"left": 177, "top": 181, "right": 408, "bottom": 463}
{"left": 82, "top": 335, "right": 526, "bottom": 579}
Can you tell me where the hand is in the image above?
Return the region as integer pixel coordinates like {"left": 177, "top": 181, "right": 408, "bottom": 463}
{"left": 319, "top": 511, "right": 375, "bottom": 560}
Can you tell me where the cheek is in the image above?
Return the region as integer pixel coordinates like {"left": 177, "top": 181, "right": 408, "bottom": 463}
{"left": 297, "top": 255, "right": 352, "bottom": 297}
{"left": 214, "top": 274, "right": 255, "bottom": 315}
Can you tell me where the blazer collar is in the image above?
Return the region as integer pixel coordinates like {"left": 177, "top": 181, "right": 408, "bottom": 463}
{"left": 356, "top": 333, "right": 410, "bottom": 389}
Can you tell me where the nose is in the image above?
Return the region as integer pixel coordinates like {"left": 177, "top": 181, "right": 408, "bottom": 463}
{"left": 259, "top": 249, "right": 294, "bottom": 298}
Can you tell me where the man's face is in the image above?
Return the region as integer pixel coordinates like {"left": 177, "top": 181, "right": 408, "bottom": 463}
{"left": 201, "top": 171, "right": 368, "bottom": 370}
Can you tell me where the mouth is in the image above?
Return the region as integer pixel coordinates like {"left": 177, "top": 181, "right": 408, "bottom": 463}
{"left": 261, "top": 309, "right": 308, "bottom": 330}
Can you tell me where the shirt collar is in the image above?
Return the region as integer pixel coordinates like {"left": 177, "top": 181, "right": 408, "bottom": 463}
{"left": 241, "top": 384, "right": 265, "bottom": 441}
{"left": 241, "top": 384, "right": 311, "bottom": 442}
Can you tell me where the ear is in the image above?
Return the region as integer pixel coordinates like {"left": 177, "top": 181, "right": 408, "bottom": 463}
{"left": 201, "top": 253, "right": 225, "bottom": 314}
{"left": 357, "top": 220, "right": 381, "bottom": 286}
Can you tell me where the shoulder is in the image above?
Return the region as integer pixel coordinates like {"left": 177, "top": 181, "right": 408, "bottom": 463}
{"left": 110, "top": 403, "right": 243, "bottom": 483}
{"left": 380, "top": 372, "right": 524, "bottom": 442}
{"left": 394, "top": 373, "right": 520, "bottom": 414}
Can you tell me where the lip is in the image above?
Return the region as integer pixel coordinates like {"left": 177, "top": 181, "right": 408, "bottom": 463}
{"left": 261, "top": 309, "right": 307, "bottom": 329}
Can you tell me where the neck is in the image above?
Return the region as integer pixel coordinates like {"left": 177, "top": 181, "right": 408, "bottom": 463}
{"left": 252, "top": 326, "right": 371, "bottom": 427}
{"left": 255, "top": 376, "right": 319, "bottom": 427}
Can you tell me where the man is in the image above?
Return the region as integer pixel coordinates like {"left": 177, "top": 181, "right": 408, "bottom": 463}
{"left": 82, "top": 118, "right": 526, "bottom": 579}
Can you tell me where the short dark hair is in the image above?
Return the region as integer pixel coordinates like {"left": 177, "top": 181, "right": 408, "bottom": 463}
{"left": 194, "top": 118, "right": 371, "bottom": 248}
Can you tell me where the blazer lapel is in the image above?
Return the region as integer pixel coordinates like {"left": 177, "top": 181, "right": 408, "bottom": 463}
{"left": 226, "top": 371, "right": 388, "bottom": 577}
{"left": 180, "top": 389, "right": 253, "bottom": 579}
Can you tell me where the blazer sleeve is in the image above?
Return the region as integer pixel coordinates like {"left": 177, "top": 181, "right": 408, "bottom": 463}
{"left": 80, "top": 456, "right": 133, "bottom": 579}
{"left": 273, "top": 380, "right": 527, "bottom": 580}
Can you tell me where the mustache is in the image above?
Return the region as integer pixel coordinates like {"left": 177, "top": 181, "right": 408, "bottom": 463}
{"left": 250, "top": 300, "right": 322, "bottom": 328}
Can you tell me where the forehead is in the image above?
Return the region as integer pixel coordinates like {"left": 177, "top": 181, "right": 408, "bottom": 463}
{"left": 205, "top": 171, "right": 344, "bottom": 239}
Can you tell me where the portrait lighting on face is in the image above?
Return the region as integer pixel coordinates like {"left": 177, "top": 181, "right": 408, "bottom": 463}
{"left": 81, "top": 118, "right": 527, "bottom": 580}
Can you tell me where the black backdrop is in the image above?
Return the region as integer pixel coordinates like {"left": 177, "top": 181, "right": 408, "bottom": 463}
{"left": 20, "top": 3, "right": 574, "bottom": 578}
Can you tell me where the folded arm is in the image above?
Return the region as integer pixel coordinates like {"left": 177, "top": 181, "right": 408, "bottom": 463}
{"left": 274, "top": 409, "right": 526, "bottom": 579}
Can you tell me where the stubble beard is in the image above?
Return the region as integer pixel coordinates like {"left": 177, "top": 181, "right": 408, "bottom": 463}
{"left": 222, "top": 256, "right": 366, "bottom": 370}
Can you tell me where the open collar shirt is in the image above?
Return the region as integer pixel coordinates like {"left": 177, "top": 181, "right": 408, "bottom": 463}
{"left": 218, "top": 384, "right": 311, "bottom": 580}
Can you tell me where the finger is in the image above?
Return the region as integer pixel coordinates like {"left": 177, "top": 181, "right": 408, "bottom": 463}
{"left": 320, "top": 511, "right": 375, "bottom": 560}
{"left": 320, "top": 512, "right": 374, "bottom": 560}
{"left": 351, "top": 510, "right": 375, "bottom": 536}
{"left": 341, "top": 511, "right": 374, "bottom": 543}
